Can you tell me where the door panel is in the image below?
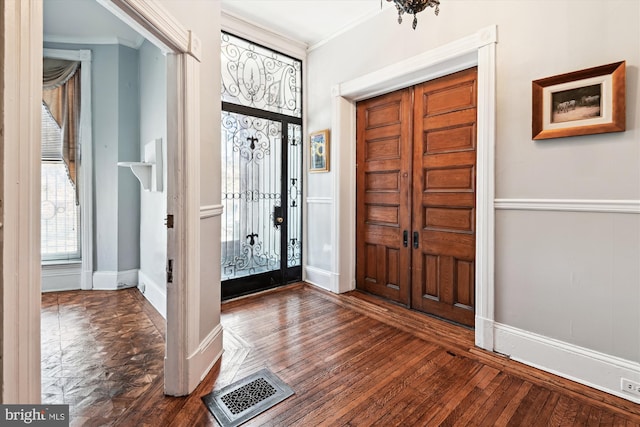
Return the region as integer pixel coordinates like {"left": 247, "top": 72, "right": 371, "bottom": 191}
{"left": 412, "top": 68, "right": 477, "bottom": 327}
{"left": 220, "top": 111, "right": 282, "bottom": 282}
{"left": 355, "top": 68, "right": 477, "bottom": 326}
{"left": 220, "top": 110, "right": 303, "bottom": 299}
{"left": 356, "top": 89, "right": 412, "bottom": 305}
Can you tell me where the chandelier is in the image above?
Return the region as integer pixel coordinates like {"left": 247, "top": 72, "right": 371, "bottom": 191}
{"left": 387, "top": 0, "right": 440, "bottom": 30}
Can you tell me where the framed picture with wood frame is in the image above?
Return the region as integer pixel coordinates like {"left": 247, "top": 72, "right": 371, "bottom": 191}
{"left": 532, "top": 61, "right": 625, "bottom": 140}
{"left": 309, "top": 129, "right": 330, "bottom": 172}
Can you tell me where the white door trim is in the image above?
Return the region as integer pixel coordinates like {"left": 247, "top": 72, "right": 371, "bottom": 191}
{"left": 43, "top": 48, "right": 94, "bottom": 291}
{"left": 331, "top": 25, "right": 497, "bottom": 352}
{"left": 1, "top": 0, "right": 43, "bottom": 404}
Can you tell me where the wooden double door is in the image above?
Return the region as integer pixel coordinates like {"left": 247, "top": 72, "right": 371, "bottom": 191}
{"left": 356, "top": 68, "right": 477, "bottom": 327}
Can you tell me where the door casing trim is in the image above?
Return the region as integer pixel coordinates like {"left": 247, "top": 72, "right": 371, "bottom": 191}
{"left": 331, "top": 25, "right": 497, "bottom": 351}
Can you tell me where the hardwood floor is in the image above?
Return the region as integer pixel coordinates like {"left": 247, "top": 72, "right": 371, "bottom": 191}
{"left": 41, "top": 289, "right": 165, "bottom": 426}
{"left": 41, "top": 284, "right": 640, "bottom": 426}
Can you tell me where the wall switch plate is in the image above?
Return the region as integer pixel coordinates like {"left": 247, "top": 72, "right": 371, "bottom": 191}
{"left": 621, "top": 378, "right": 640, "bottom": 396}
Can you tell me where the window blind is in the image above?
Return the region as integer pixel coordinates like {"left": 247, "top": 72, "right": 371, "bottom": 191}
{"left": 41, "top": 102, "right": 80, "bottom": 261}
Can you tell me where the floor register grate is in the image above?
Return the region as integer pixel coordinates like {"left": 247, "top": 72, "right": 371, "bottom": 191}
{"left": 202, "top": 368, "right": 294, "bottom": 427}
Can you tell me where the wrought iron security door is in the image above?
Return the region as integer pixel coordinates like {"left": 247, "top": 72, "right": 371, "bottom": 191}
{"left": 220, "top": 32, "right": 302, "bottom": 299}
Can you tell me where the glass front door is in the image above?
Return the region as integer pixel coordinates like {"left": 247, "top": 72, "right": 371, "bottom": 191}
{"left": 221, "top": 110, "right": 302, "bottom": 298}
{"left": 220, "top": 32, "right": 303, "bottom": 299}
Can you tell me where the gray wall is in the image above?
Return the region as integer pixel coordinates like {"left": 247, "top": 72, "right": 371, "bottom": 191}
{"left": 117, "top": 45, "right": 141, "bottom": 271}
{"left": 306, "top": 0, "right": 639, "bottom": 365}
{"left": 45, "top": 42, "right": 141, "bottom": 274}
{"left": 138, "top": 40, "right": 167, "bottom": 295}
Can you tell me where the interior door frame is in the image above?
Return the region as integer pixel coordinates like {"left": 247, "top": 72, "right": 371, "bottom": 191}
{"left": 1, "top": 0, "right": 203, "bottom": 401}
{"left": 2, "top": 0, "right": 44, "bottom": 403}
{"left": 97, "top": 0, "right": 203, "bottom": 396}
{"left": 331, "top": 25, "right": 497, "bottom": 351}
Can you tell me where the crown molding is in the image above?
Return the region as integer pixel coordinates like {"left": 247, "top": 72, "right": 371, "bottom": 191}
{"left": 308, "top": 2, "right": 392, "bottom": 52}
{"left": 221, "top": 10, "right": 307, "bottom": 60}
{"left": 43, "top": 33, "right": 145, "bottom": 49}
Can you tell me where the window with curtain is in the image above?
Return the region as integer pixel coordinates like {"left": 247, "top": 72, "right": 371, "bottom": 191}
{"left": 42, "top": 57, "right": 81, "bottom": 262}
{"left": 41, "top": 103, "right": 80, "bottom": 261}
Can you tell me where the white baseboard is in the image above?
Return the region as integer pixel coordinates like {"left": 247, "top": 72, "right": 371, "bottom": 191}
{"left": 138, "top": 269, "right": 166, "bottom": 318}
{"left": 187, "top": 324, "right": 224, "bottom": 390}
{"left": 41, "top": 263, "right": 82, "bottom": 292}
{"left": 304, "top": 265, "right": 337, "bottom": 292}
{"left": 494, "top": 322, "right": 640, "bottom": 404}
{"left": 92, "top": 269, "right": 139, "bottom": 290}
{"left": 81, "top": 269, "right": 93, "bottom": 290}
{"left": 474, "top": 315, "right": 495, "bottom": 352}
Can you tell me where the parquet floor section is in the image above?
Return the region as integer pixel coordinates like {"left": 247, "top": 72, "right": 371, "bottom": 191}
{"left": 41, "top": 284, "right": 640, "bottom": 426}
{"left": 41, "top": 289, "right": 165, "bottom": 426}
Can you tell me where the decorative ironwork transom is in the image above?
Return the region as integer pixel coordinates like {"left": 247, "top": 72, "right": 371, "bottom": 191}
{"left": 221, "top": 32, "right": 302, "bottom": 118}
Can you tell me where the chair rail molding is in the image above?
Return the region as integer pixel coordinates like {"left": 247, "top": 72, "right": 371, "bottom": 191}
{"left": 306, "top": 196, "right": 333, "bottom": 204}
{"left": 200, "top": 204, "right": 224, "bottom": 219}
{"left": 495, "top": 198, "right": 640, "bottom": 214}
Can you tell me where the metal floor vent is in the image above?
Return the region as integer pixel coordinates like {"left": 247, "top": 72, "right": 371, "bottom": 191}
{"left": 202, "top": 368, "right": 294, "bottom": 427}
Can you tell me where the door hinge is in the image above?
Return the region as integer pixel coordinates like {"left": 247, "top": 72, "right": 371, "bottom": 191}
{"left": 166, "top": 259, "right": 173, "bottom": 283}
{"left": 165, "top": 214, "right": 174, "bottom": 228}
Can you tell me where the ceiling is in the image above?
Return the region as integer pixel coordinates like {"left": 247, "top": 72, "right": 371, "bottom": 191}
{"left": 220, "top": 0, "right": 387, "bottom": 47}
{"left": 44, "top": 0, "right": 145, "bottom": 49}
{"left": 43, "top": 0, "right": 389, "bottom": 50}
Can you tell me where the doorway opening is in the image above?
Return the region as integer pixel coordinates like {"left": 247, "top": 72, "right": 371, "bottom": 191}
{"left": 220, "top": 32, "right": 303, "bottom": 300}
{"left": 356, "top": 68, "right": 478, "bottom": 327}
{"left": 331, "top": 25, "right": 496, "bottom": 350}
{"left": 4, "top": 0, "right": 205, "bottom": 402}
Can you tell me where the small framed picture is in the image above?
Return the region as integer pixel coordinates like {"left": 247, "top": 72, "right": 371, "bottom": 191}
{"left": 309, "top": 129, "right": 330, "bottom": 172}
{"left": 532, "top": 61, "right": 625, "bottom": 140}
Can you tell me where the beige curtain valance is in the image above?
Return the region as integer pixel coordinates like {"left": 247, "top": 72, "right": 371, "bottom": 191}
{"left": 43, "top": 58, "right": 80, "bottom": 89}
{"left": 42, "top": 58, "right": 81, "bottom": 198}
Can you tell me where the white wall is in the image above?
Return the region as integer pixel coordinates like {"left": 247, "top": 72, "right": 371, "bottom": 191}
{"left": 159, "top": 0, "right": 223, "bottom": 348}
{"left": 306, "top": 0, "right": 639, "bottom": 401}
{"left": 138, "top": 40, "right": 167, "bottom": 316}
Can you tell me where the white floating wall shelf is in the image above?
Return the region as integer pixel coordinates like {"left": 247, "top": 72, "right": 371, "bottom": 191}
{"left": 117, "top": 138, "right": 163, "bottom": 192}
